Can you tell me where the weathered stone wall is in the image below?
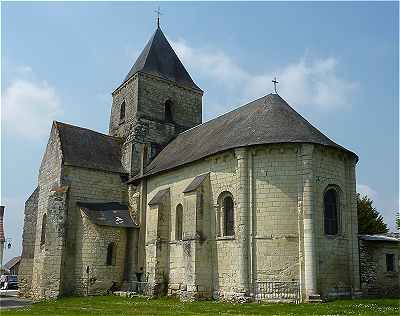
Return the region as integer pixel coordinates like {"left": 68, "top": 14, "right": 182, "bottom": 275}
{"left": 141, "top": 151, "right": 239, "bottom": 298}
{"left": 30, "top": 124, "right": 64, "bottom": 299}
{"left": 146, "top": 190, "right": 171, "bottom": 296}
{"left": 18, "top": 187, "right": 39, "bottom": 297}
{"left": 61, "top": 165, "right": 129, "bottom": 295}
{"left": 75, "top": 214, "right": 128, "bottom": 296}
{"left": 42, "top": 186, "right": 69, "bottom": 298}
{"left": 140, "top": 143, "right": 359, "bottom": 301}
{"left": 359, "top": 240, "right": 400, "bottom": 297}
{"left": 137, "top": 73, "right": 202, "bottom": 129}
{"left": 313, "top": 146, "right": 358, "bottom": 298}
{"left": 109, "top": 73, "right": 203, "bottom": 176}
{"left": 253, "top": 145, "right": 300, "bottom": 285}
{"left": 109, "top": 75, "right": 139, "bottom": 138}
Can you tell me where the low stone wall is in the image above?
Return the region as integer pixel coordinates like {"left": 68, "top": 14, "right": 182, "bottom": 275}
{"left": 359, "top": 239, "right": 400, "bottom": 297}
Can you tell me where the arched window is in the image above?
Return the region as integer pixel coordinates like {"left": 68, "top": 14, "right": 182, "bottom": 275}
{"left": 40, "top": 213, "right": 47, "bottom": 246}
{"left": 164, "top": 100, "right": 173, "bottom": 122}
{"left": 223, "top": 195, "right": 235, "bottom": 236}
{"left": 106, "top": 242, "right": 116, "bottom": 266}
{"left": 175, "top": 204, "right": 183, "bottom": 241}
{"left": 324, "top": 188, "right": 339, "bottom": 235}
{"left": 119, "top": 101, "right": 126, "bottom": 121}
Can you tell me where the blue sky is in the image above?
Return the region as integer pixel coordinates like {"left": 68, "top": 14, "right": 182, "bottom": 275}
{"left": 1, "top": 2, "right": 398, "bottom": 262}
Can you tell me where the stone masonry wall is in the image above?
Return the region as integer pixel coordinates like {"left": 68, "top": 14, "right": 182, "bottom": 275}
{"left": 313, "top": 146, "right": 358, "bottom": 298}
{"left": 144, "top": 150, "right": 239, "bottom": 298}
{"left": 109, "top": 73, "right": 203, "bottom": 176}
{"left": 42, "top": 186, "right": 69, "bottom": 298}
{"left": 137, "top": 73, "right": 202, "bottom": 129}
{"left": 76, "top": 214, "right": 128, "bottom": 296}
{"left": 253, "top": 145, "right": 300, "bottom": 284}
{"left": 30, "top": 124, "right": 63, "bottom": 299}
{"left": 359, "top": 240, "right": 400, "bottom": 297}
{"left": 61, "top": 165, "right": 128, "bottom": 296}
{"left": 18, "top": 187, "right": 39, "bottom": 297}
{"left": 142, "top": 143, "right": 359, "bottom": 301}
{"left": 109, "top": 75, "right": 139, "bottom": 138}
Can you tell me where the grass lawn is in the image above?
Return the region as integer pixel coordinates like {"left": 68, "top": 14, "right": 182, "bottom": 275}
{"left": 2, "top": 296, "right": 399, "bottom": 316}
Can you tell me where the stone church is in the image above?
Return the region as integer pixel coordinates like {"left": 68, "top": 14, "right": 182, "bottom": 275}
{"left": 19, "top": 25, "right": 361, "bottom": 302}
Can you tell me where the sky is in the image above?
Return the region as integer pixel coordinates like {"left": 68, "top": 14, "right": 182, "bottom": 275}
{"left": 1, "top": 2, "right": 398, "bottom": 262}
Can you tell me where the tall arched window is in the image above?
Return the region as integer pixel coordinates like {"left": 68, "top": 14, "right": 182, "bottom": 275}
{"left": 175, "top": 204, "right": 183, "bottom": 241}
{"left": 164, "top": 100, "right": 173, "bottom": 122}
{"left": 40, "top": 213, "right": 47, "bottom": 246}
{"left": 119, "top": 101, "right": 126, "bottom": 121}
{"left": 324, "top": 188, "right": 339, "bottom": 235}
{"left": 223, "top": 196, "right": 235, "bottom": 236}
{"left": 106, "top": 242, "right": 116, "bottom": 266}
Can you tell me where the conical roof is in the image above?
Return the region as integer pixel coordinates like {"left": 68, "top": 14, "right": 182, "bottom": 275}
{"left": 121, "top": 27, "right": 201, "bottom": 91}
{"left": 133, "top": 94, "right": 357, "bottom": 179}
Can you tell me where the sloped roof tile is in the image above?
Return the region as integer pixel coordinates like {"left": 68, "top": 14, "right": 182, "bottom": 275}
{"left": 55, "top": 122, "right": 125, "bottom": 174}
{"left": 131, "top": 94, "right": 357, "bottom": 180}
{"left": 78, "top": 202, "right": 137, "bottom": 228}
{"left": 120, "top": 27, "right": 201, "bottom": 92}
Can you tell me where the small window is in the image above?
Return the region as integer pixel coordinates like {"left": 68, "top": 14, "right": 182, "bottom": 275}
{"left": 164, "top": 100, "right": 173, "bottom": 122}
{"left": 176, "top": 204, "right": 183, "bottom": 241}
{"left": 386, "top": 254, "right": 395, "bottom": 272}
{"left": 223, "top": 196, "right": 234, "bottom": 236}
{"left": 119, "top": 101, "right": 126, "bottom": 121}
{"left": 40, "top": 214, "right": 47, "bottom": 246}
{"left": 106, "top": 242, "right": 116, "bottom": 266}
{"left": 324, "top": 188, "right": 339, "bottom": 235}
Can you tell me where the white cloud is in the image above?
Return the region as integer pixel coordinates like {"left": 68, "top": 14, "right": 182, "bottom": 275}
{"left": 357, "top": 184, "right": 378, "bottom": 201}
{"left": 171, "top": 39, "right": 358, "bottom": 110}
{"left": 1, "top": 74, "right": 62, "bottom": 139}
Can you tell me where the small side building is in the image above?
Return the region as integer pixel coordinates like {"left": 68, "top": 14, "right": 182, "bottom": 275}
{"left": 359, "top": 234, "right": 400, "bottom": 297}
{"left": 3, "top": 256, "right": 21, "bottom": 275}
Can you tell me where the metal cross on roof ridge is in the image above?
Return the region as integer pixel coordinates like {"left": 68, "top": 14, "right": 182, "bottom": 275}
{"left": 272, "top": 77, "right": 279, "bottom": 94}
{"left": 155, "top": 6, "right": 162, "bottom": 28}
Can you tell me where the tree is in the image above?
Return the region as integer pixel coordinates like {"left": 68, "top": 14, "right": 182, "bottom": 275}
{"left": 396, "top": 213, "right": 400, "bottom": 231}
{"left": 357, "top": 193, "right": 388, "bottom": 234}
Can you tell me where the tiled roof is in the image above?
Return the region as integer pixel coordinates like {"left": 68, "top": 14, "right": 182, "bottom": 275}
{"left": 119, "top": 27, "right": 201, "bottom": 92}
{"left": 78, "top": 202, "right": 137, "bottom": 228}
{"left": 55, "top": 122, "right": 126, "bottom": 174}
{"left": 130, "top": 93, "right": 357, "bottom": 180}
{"left": 3, "top": 256, "right": 21, "bottom": 270}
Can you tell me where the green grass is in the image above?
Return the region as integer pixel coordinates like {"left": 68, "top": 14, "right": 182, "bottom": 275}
{"left": 2, "top": 296, "right": 399, "bottom": 316}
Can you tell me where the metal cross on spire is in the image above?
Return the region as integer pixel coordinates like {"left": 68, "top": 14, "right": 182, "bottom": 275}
{"left": 154, "top": 6, "right": 162, "bottom": 28}
{"left": 272, "top": 77, "right": 279, "bottom": 94}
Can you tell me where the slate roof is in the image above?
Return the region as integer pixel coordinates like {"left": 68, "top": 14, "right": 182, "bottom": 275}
{"left": 55, "top": 122, "right": 125, "bottom": 174}
{"left": 130, "top": 94, "right": 357, "bottom": 181}
{"left": 119, "top": 27, "right": 201, "bottom": 92}
{"left": 148, "top": 188, "right": 170, "bottom": 206}
{"left": 183, "top": 173, "right": 209, "bottom": 193}
{"left": 78, "top": 202, "right": 137, "bottom": 228}
{"left": 3, "top": 256, "right": 21, "bottom": 270}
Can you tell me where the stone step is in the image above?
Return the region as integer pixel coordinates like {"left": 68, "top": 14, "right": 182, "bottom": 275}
{"left": 308, "top": 294, "right": 322, "bottom": 303}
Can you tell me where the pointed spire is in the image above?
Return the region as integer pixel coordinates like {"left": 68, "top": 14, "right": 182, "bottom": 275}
{"left": 121, "top": 27, "right": 202, "bottom": 91}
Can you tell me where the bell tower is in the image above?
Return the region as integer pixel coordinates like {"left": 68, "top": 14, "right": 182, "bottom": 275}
{"left": 109, "top": 26, "right": 203, "bottom": 176}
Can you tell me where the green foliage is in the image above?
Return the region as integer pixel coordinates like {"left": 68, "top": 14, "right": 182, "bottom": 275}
{"left": 396, "top": 213, "right": 400, "bottom": 230}
{"left": 1, "top": 296, "right": 399, "bottom": 316}
{"left": 357, "top": 193, "right": 388, "bottom": 234}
